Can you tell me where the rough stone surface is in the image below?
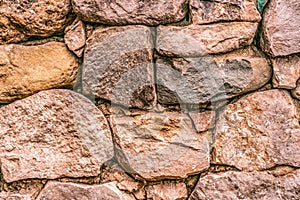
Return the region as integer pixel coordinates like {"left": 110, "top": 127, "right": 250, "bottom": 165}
{"left": 64, "top": 18, "right": 86, "bottom": 57}
{"left": 189, "top": 169, "right": 300, "bottom": 200}
{"left": 272, "top": 54, "right": 300, "bottom": 89}
{"left": 36, "top": 181, "right": 135, "bottom": 200}
{"left": 0, "top": 89, "right": 113, "bottom": 182}
{"left": 0, "top": 42, "right": 79, "bottom": 103}
{"left": 190, "top": 0, "right": 261, "bottom": 24}
{"left": 0, "top": 15, "right": 27, "bottom": 45}
{"left": 145, "top": 182, "right": 187, "bottom": 200}
{"left": 0, "top": 0, "right": 71, "bottom": 39}
{"left": 157, "top": 22, "right": 258, "bottom": 57}
{"left": 189, "top": 111, "right": 216, "bottom": 132}
{"left": 0, "top": 193, "right": 31, "bottom": 200}
{"left": 213, "top": 89, "right": 300, "bottom": 171}
{"left": 261, "top": 0, "right": 300, "bottom": 56}
{"left": 292, "top": 80, "right": 300, "bottom": 100}
{"left": 72, "top": 0, "right": 188, "bottom": 26}
{"left": 156, "top": 47, "right": 271, "bottom": 104}
{"left": 112, "top": 109, "right": 210, "bottom": 181}
{"left": 82, "top": 26, "right": 155, "bottom": 109}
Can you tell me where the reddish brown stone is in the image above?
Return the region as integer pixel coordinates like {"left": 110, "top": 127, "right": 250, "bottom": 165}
{"left": 190, "top": 170, "right": 300, "bottom": 199}
{"left": 292, "top": 80, "right": 300, "bottom": 100}
{"left": 190, "top": 0, "right": 261, "bottom": 24}
{"left": 213, "top": 90, "right": 300, "bottom": 171}
{"left": 36, "top": 181, "right": 135, "bottom": 200}
{"left": 0, "top": 89, "right": 113, "bottom": 182}
{"left": 157, "top": 22, "right": 258, "bottom": 57}
{"left": 0, "top": 15, "right": 27, "bottom": 45}
{"left": 82, "top": 26, "right": 155, "bottom": 109}
{"left": 272, "top": 54, "right": 300, "bottom": 89}
{"left": 189, "top": 111, "right": 216, "bottom": 132}
{"left": 156, "top": 47, "right": 271, "bottom": 104}
{"left": 261, "top": 0, "right": 300, "bottom": 56}
{"left": 64, "top": 18, "right": 86, "bottom": 57}
{"left": 112, "top": 109, "right": 210, "bottom": 181}
{"left": 72, "top": 0, "right": 188, "bottom": 26}
{"left": 145, "top": 182, "right": 188, "bottom": 200}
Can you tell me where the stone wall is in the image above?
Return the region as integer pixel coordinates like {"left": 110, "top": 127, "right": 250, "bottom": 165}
{"left": 0, "top": 0, "right": 299, "bottom": 199}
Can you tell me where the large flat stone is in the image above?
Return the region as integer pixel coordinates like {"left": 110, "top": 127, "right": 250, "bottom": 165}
{"left": 0, "top": 89, "right": 113, "bottom": 183}
{"left": 156, "top": 47, "right": 271, "bottom": 104}
{"left": 0, "top": 0, "right": 71, "bottom": 40}
{"left": 72, "top": 0, "right": 188, "bottom": 26}
{"left": 260, "top": 0, "right": 300, "bottom": 56}
{"left": 157, "top": 22, "right": 258, "bottom": 57}
{"left": 82, "top": 26, "right": 155, "bottom": 109}
{"left": 36, "top": 181, "right": 135, "bottom": 200}
{"left": 190, "top": 0, "right": 261, "bottom": 24}
{"left": 112, "top": 109, "right": 210, "bottom": 181}
{"left": 189, "top": 169, "right": 300, "bottom": 199}
{"left": 212, "top": 89, "right": 300, "bottom": 171}
{"left": 0, "top": 42, "right": 79, "bottom": 103}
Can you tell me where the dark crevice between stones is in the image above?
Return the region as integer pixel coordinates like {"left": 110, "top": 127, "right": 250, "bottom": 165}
{"left": 262, "top": 164, "right": 300, "bottom": 177}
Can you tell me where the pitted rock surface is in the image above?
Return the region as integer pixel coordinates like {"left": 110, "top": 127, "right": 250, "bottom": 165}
{"left": 0, "top": 89, "right": 113, "bottom": 182}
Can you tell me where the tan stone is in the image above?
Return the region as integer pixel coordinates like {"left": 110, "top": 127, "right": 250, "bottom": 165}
{"left": 0, "top": 42, "right": 79, "bottom": 103}
{"left": 72, "top": 0, "right": 188, "bottom": 26}
{"left": 157, "top": 22, "right": 258, "bottom": 57}
{"left": 0, "top": 15, "right": 27, "bottom": 45}
{"left": 82, "top": 26, "right": 155, "bottom": 109}
{"left": 146, "top": 182, "right": 188, "bottom": 200}
{"left": 64, "top": 18, "right": 86, "bottom": 57}
{"left": 112, "top": 110, "right": 210, "bottom": 181}
{"left": 0, "top": 0, "right": 71, "bottom": 38}
{"left": 156, "top": 47, "right": 271, "bottom": 104}
{"left": 189, "top": 169, "right": 300, "bottom": 200}
{"left": 36, "top": 181, "right": 135, "bottom": 200}
{"left": 189, "top": 111, "right": 216, "bottom": 132}
{"left": 261, "top": 0, "right": 300, "bottom": 56}
{"left": 272, "top": 54, "right": 300, "bottom": 89}
{"left": 190, "top": 0, "right": 261, "bottom": 24}
{"left": 0, "top": 89, "right": 114, "bottom": 182}
{"left": 213, "top": 89, "right": 300, "bottom": 171}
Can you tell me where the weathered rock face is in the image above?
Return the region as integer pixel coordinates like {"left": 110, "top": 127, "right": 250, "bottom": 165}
{"left": 36, "top": 181, "right": 135, "bottom": 200}
{"left": 145, "top": 182, "right": 187, "bottom": 200}
{"left": 0, "top": 193, "right": 31, "bottom": 200}
{"left": 261, "top": 0, "right": 300, "bottom": 56}
{"left": 272, "top": 54, "right": 300, "bottom": 89}
{"left": 213, "top": 89, "right": 300, "bottom": 171}
{"left": 156, "top": 47, "right": 271, "bottom": 104}
{"left": 72, "top": 0, "right": 188, "bottom": 26}
{"left": 0, "top": 42, "right": 79, "bottom": 103}
{"left": 292, "top": 80, "right": 300, "bottom": 100}
{"left": 0, "top": 89, "right": 113, "bottom": 183}
{"left": 189, "top": 169, "right": 300, "bottom": 200}
{"left": 190, "top": 0, "right": 261, "bottom": 24}
{"left": 189, "top": 111, "right": 216, "bottom": 132}
{"left": 82, "top": 25, "right": 155, "bottom": 109}
{"left": 0, "top": 15, "right": 27, "bottom": 45}
{"left": 156, "top": 22, "right": 258, "bottom": 57}
{"left": 64, "top": 18, "right": 86, "bottom": 57}
{"left": 111, "top": 110, "right": 210, "bottom": 180}
{"left": 0, "top": 0, "right": 71, "bottom": 39}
